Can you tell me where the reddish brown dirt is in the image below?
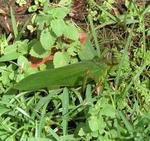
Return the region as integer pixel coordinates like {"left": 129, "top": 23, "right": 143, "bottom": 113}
{"left": 0, "top": 0, "right": 32, "bottom": 34}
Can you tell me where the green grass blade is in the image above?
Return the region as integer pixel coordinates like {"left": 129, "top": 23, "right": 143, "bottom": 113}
{"left": 38, "top": 102, "right": 48, "bottom": 137}
{"left": 93, "top": 1, "right": 117, "bottom": 22}
{"left": 62, "top": 87, "right": 69, "bottom": 136}
{"left": 122, "top": 62, "right": 147, "bottom": 97}
{"left": 85, "top": 84, "right": 93, "bottom": 105}
{"left": 10, "top": 7, "right": 18, "bottom": 39}
{"left": 16, "top": 107, "right": 30, "bottom": 118}
{"left": 47, "top": 127, "right": 62, "bottom": 141}
{"left": 115, "top": 26, "right": 133, "bottom": 89}
{"left": 119, "top": 111, "right": 134, "bottom": 134}
{"left": 28, "top": 137, "right": 53, "bottom": 141}
{"left": 88, "top": 15, "right": 101, "bottom": 57}
{"left": 17, "top": 16, "right": 32, "bottom": 40}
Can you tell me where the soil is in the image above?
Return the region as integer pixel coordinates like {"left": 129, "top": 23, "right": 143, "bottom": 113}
{"left": 0, "top": 0, "right": 149, "bottom": 35}
{"left": 0, "top": 0, "right": 32, "bottom": 34}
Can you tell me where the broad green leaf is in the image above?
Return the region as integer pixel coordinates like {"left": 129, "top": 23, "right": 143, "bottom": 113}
{"left": 53, "top": 51, "right": 70, "bottom": 68}
{"left": 0, "top": 40, "right": 28, "bottom": 62}
{"left": 15, "top": 59, "right": 109, "bottom": 91}
{"left": 40, "top": 29, "right": 55, "bottom": 50}
{"left": 35, "top": 14, "right": 50, "bottom": 29}
{"left": 63, "top": 23, "right": 79, "bottom": 40}
{"left": 88, "top": 116, "right": 100, "bottom": 131}
{"left": 51, "top": 19, "right": 66, "bottom": 37}
{"left": 50, "top": 7, "right": 69, "bottom": 19}
{"left": 29, "top": 40, "right": 50, "bottom": 58}
{"left": 17, "top": 56, "right": 31, "bottom": 71}
{"left": 0, "top": 107, "right": 10, "bottom": 116}
{"left": 17, "top": 40, "right": 29, "bottom": 54}
{"left": 78, "top": 36, "right": 97, "bottom": 60}
{"left": 4, "top": 40, "right": 28, "bottom": 55}
{"left": 101, "top": 104, "right": 116, "bottom": 118}
{"left": 88, "top": 116, "right": 106, "bottom": 132}
{"left": 0, "top": 53, "right": 22, "bottom": 62}
{"left": 2, "top": 71, "right": 10, "bottom": 85}
{"left": 4, "top": 44, "right": 17, "bottom": 55}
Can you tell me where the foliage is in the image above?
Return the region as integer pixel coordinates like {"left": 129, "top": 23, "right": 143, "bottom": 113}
{"left": 0, "top": 0, "right": 150, "bottom": 140}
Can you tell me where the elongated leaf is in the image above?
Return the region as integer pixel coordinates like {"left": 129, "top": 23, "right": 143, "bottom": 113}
{"left": 0, "top": 53, "right": 22, "bottom": 62}
{"left": 15, "top": 60, "right": 109, "bottom": 91}
{"left": 10, "top": 7, "right": 18, "bottom": 38}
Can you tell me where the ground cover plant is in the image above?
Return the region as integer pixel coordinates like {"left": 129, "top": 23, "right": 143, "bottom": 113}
{"left": 0, "top": 0, "right": 150, "bottom": 140}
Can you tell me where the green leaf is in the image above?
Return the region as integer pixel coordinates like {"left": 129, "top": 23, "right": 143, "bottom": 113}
{"left": 35, "top": 14, "right": 50, "bottom": 29}
{"left": 17, "top": 56, "right": 31, "bottom": 71}
{"left": 16, "top": 0, "right": 27, "bottom": 6}
{"left": 53, "top": 51, "right": 70, "bottom": 68}
{"left": 101, "top": 104, "right": 116, "bottom": 118}
{"left": 10, "top": 7, "right": 18, "bottom": 39}
{"left": 63, "top": 23, "right": 79, "bottom": 40}
{"left": 40, "top": 29, "right": 55, "bottom": 50}
{"left": 15, "top": 59, "right": 109, "bottom": 91}
{"left": 2, "top": 71, "right": 10, "bottom": 85}
{"left": 4, "top": 44, "right": 17, "bottom": 55}
{"left": 50, "top": 7, "right": 69, "bottom": 19}
{"left": 29, "top": 40, "right": 50, "bottom": 58}
{"left": 0, "top": 40, "right": 28, "bottom": 62}
{"left": 51, "top": 19, "right": 66, "bottom": 37}
{"left": 28, "top": 5, "right": 38, "bottom": 12}
{"left": 28, "top": 138, "right": 52, "bottom": 141}
{"left": 0, "top": 53, "right": 22, "bottom": 62}
{"left": 17, "top": 40, "right": 29, "bottom": 52}
{"left": 0, "top": 107, "right": 10, "bottom": 116}
{"left": 78, "top": 36, "right": 97, "bottom": 60}
{"left": 88, "top": 116, "right": 100, "bottom": 131}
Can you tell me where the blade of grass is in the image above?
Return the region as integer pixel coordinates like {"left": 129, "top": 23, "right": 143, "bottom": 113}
{"left": 20, "top": 131, "right": 27, "bottom": 141}
{"left": 88, "top": 15, "right": 101, "bottom": 57}
{"left": 0, "top": 117, "right": 12, "bottom": 133}
{"left": 62, "top": 87, "right": 69, "bottom": 136}
{"left": 115, "top": 25, "right": 134, "bottom": 89}
{"left": 85, "top": 84, "right": 92, "bottom": 105}
{"left": 38, "top": 102, "right": 49, "bottom": 137}
{"left": 10, "top": 7, "right": 18, "bottom": 39}
{"left": 47, "top": 127, "right": 63, "bottom": 141}
{"left": 35, "top": 120, "right": 38, "bottom": 138}
{"left": 92, "top": 1, "right": 118, "bottom": 22}
{"left": 71, "top": 88, "right": 83, "bottom": 103}
{"left": 17, "top": 15, "right": 32, "bottom": 40}
{"left": 141, "top": 15, "right": 146, "bottom": 58}
{"left": 118, "top": 111, "right": 134, "bottom": 134}
{"left": 16, "top": 107, "right": 30, "bottom": 118}
{"left": 9, "top": 125, "right": 29, "bottom": 139}
{"left": 122, "top": 62, "right": 147, "bottom": 97}
{"left": 35, "top": 90, "right": 61, "bottom": 112}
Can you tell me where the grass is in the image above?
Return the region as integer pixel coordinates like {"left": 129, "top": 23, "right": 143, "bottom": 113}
{"left": 0, "top": 0, "right": 150, "bottom": 140}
